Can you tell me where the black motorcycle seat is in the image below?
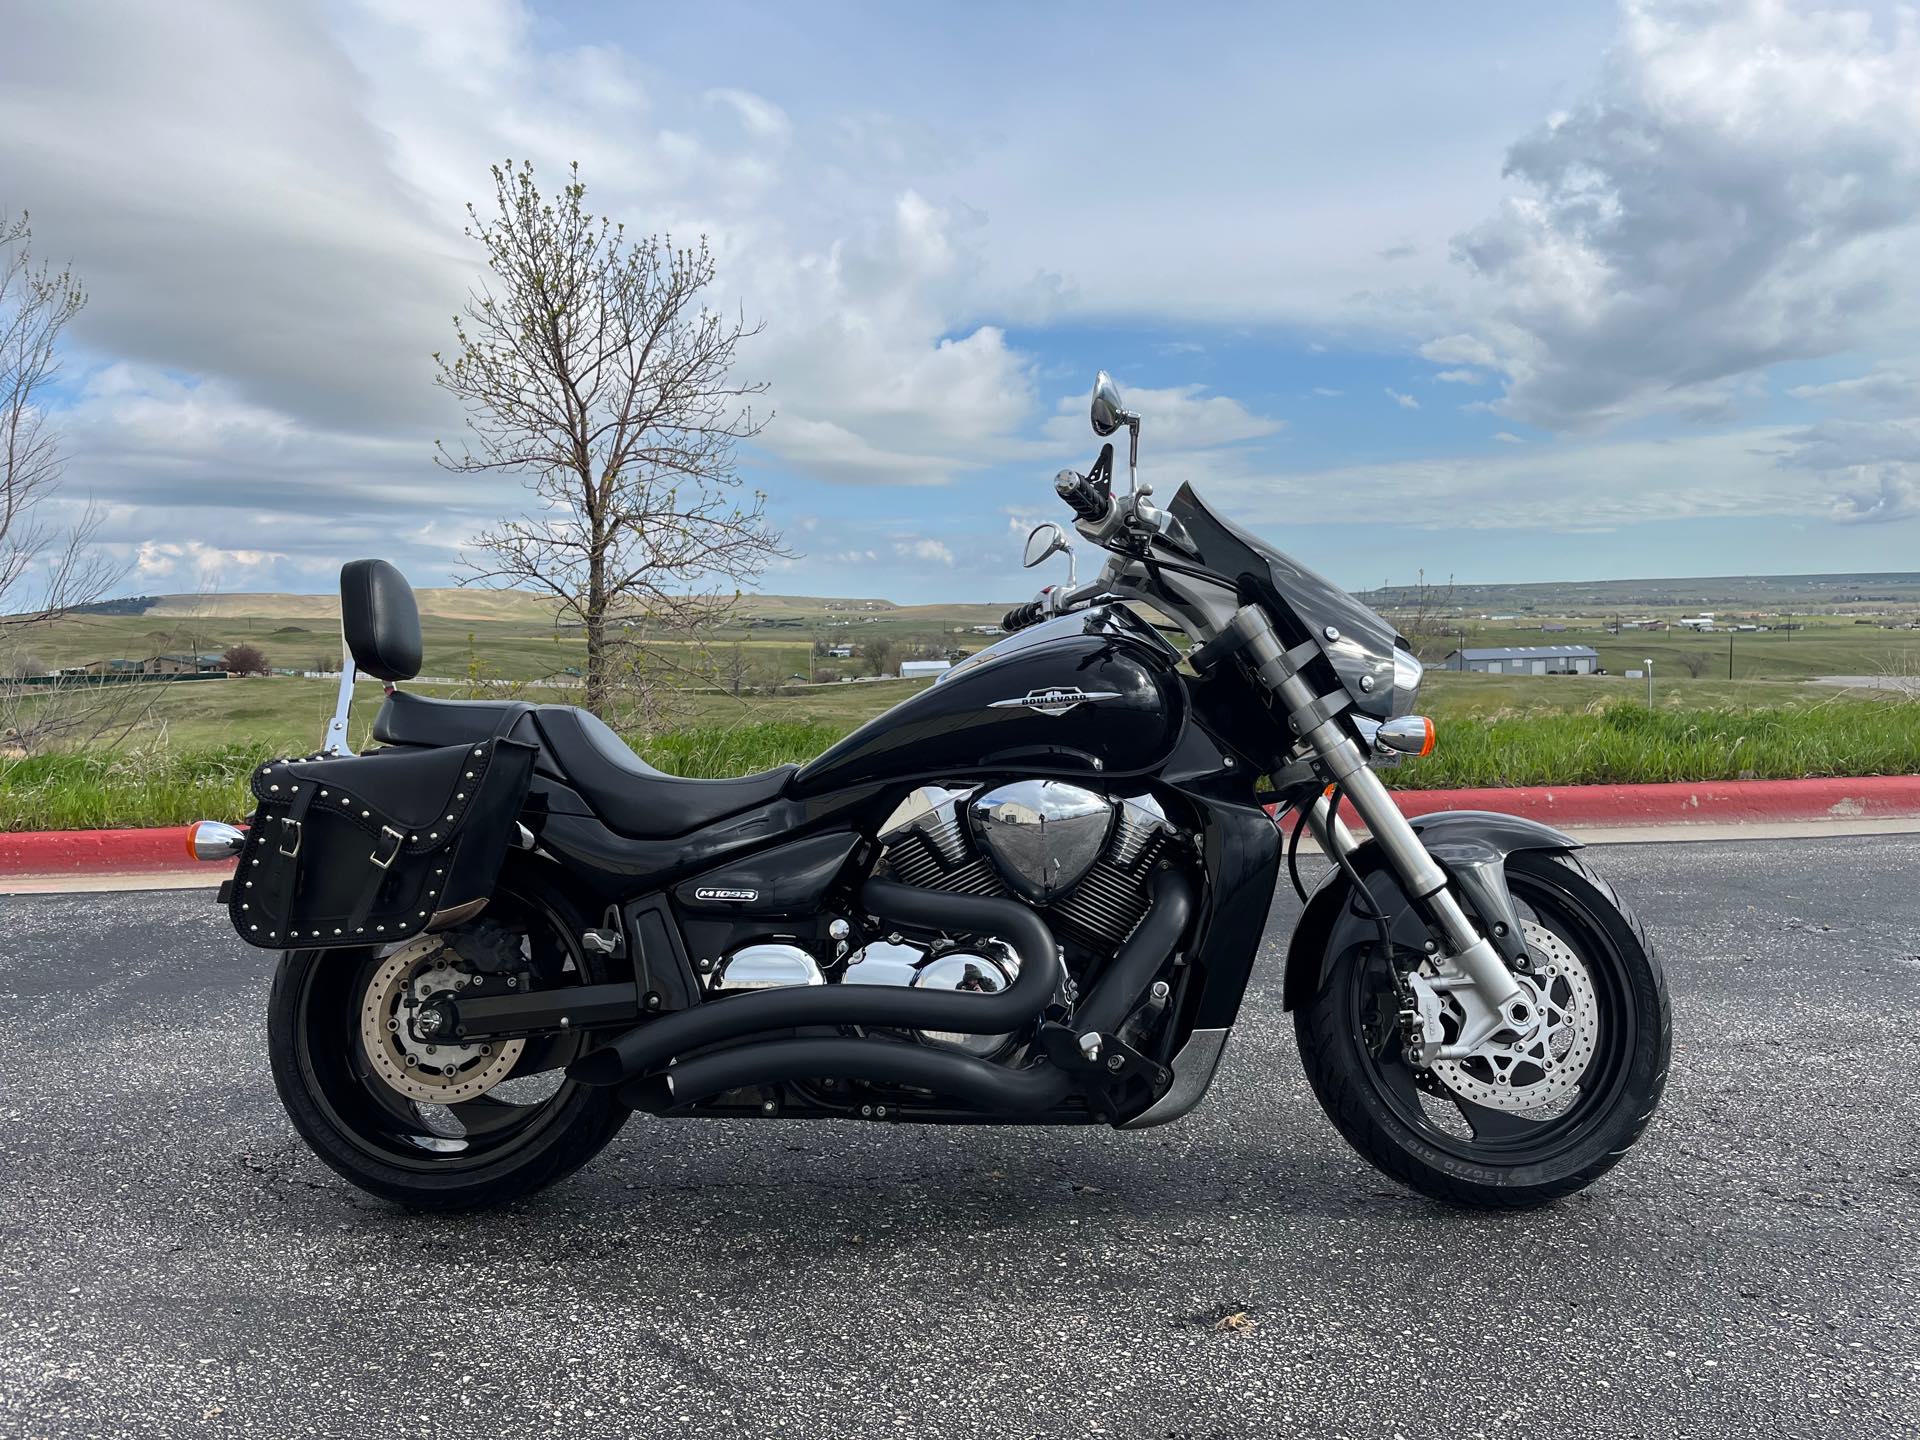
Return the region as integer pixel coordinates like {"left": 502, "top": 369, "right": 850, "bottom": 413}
{"left": 371, "top": 690, "right": 530, "bottom": 748}
{"left": 370, "top": 691, "right": 795, "bottom": 841}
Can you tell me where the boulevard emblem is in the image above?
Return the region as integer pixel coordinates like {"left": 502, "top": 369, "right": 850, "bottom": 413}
{"left": 987, "top": 687, "right": 1123, "bottom": 718}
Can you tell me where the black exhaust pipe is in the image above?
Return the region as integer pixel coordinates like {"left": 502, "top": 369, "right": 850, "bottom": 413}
{"left": 605, "top": 870, "right": 1195, "bottom": 1113}
{"left": 624, "top": 1036, "right": 1075, "bottom": 1114}
{"left": 570, "top": 879, "right": 1060, "bottom": 1088}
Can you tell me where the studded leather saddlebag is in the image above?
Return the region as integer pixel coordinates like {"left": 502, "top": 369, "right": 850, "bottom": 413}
{"left": 222, "top": 735, "right": 535, "bottom": 951}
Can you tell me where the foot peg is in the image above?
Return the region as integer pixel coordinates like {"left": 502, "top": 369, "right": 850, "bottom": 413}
{"left": 582, "top": 928, "right": 623, "bottom": 958}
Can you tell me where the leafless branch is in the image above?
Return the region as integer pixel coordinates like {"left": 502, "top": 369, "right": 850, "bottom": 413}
{"left": 433, "top": 162, "right": 789, "bottom": 715}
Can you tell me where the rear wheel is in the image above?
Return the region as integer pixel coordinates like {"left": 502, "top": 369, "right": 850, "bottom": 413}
{"left": 267, "top": 871, "right": 628, "bottom": 1210}
{"left": 1295, "top": 849, "right": 1669, "bottom": 1208}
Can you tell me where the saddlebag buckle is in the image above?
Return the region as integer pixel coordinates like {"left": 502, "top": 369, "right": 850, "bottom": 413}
{"left": 276, "top": 817, "right": 303, "bottom": 858}
{"left": 369, "top": 824, "right": 404, "bottom": 870}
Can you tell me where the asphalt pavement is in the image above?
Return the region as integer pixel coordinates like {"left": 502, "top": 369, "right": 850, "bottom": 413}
{"left": 2, "top": 834, "right": 1917, "bottom": 1438}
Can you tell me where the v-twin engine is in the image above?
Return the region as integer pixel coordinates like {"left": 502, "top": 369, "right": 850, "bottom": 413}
{"left": 705, "top": 781, "right": 1182, "bottom": 1059}
{"left": 872, "top": 781, "right": 1178, "bottom": 955}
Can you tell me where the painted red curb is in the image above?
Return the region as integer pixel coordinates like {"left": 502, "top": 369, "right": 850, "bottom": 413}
{"left": 0, "top": 826, "right": 228, "bottom": 876}
{"left": 1283, "top": 774, "right": 1920, "bottom": 833}
{"left": 5, "top": 775, "right": 1920, "bottom": 878}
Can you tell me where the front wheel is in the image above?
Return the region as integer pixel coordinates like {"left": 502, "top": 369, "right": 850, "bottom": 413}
{"left": 1295, "top": 849, "right": 1669, "bottom": 1208}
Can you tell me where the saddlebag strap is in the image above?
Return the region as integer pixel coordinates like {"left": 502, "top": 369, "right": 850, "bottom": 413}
{"left": 489, "top": 702, "right": 531, "bottom": 739}
{"left": 253, "top": 781, "right": 318, "bottom": 940}
{"left": 340, "top": 712, "right": 524, "bottom": 933}
{"left": 345, "top": 822, "right": 407, "bottom": 932}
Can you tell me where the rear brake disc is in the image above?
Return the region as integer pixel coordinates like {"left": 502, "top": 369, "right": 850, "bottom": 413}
{"left": 359, "top": 936, "right": 526, "bottom": 1104}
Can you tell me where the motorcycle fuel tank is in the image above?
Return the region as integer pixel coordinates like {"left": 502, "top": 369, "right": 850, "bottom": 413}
{"left": 790, "top": 606, "right": 1185, "bottom": 798}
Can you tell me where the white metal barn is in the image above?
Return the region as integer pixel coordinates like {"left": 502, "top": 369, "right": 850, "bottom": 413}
{"left": 1444, "top": 645, "right": 1600, "bottom": 676}
{"left": 899, "top": 659, "right": 953, "bottom": 680}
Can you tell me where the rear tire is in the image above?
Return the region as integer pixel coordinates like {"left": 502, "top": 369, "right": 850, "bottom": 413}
{"left": 1295, "top": 849, "right": 1669, "bottom": 1208}
{"left": 266, "top": 866, "right": 629, "bottom": 1211}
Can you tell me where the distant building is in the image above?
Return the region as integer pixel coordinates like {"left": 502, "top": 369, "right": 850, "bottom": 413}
{"left": 899, "top": 659, "right": 952, "bottom": 680}
{"left": 1677, "top": 613, "right": 1716, "bottom": 631}
{"left": 1445, "top": 645, "right": 1600, "bottom": 676}
{"left": 826, "top": 644, "right": 855, "bottom": 659}
{"left": 144, "top": 652, "right": 226, "bottom": 675}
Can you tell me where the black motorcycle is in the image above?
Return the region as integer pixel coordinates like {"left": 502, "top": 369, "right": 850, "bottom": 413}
{"left": 192, "top": 372, "right": 1670, "bottom": 1210}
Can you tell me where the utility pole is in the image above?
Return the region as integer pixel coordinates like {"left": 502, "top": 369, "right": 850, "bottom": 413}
{"left": 1728, "top": 632, "right": 1734, "bottom": 680}
{"left": 1646, "top": 659, "right": 1655, "bottom": 711}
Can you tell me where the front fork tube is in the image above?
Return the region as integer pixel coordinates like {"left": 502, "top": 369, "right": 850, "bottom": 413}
{"left": 1233, "top": 607, "right": 1528, "bottom": 1048}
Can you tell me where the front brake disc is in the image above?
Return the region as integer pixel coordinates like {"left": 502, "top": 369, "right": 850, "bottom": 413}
{"left": 1428, "top": 920, "right": 1599, "bottom": 1112}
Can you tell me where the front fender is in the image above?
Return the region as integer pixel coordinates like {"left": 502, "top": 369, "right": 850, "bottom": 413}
{"left": 1280, "top": 808, "right": 1580, "bottom": 1012}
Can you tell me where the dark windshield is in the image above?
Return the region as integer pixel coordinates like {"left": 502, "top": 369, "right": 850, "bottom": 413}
{"left": 1165, "top": 483, "right": 1405, "bottom": 720}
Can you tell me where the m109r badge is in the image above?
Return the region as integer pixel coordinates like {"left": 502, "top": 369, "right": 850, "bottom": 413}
{"left": 988, "top": 686, "right": 1122, "bottom": 717}
{"left": 693, "top": 887, "right": 759, "bottom": 903}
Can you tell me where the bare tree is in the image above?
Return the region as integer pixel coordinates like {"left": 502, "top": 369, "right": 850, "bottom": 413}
{"left": 0, "top": 213, "right": 153, "bottom": 753}
{"left": 718, "top": 642, "right": 752, "bottom": 697}
{"left": 1676, "top": 650, "right": 1711, "bottom": 679}
{"left": 1383, "top": 568, "right": 1460, "bottom": 661}
{"left": 863, "top": 636, "right": 895, "bottom": 677}
{"left": 0, "top": 212, "right": 101, "bottom": 629}
{"left": 435, "top": 160, "right": 787, "bottom": 717}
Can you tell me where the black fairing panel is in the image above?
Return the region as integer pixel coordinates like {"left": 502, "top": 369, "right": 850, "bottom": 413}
{"left": 791, "top": 606, "right": 1184, "bottom": 798}
{"left": 1166, "top": 484, "right": 1405, "bottom": 720}
{"left": 673, "top": 831, "right": 861, "bottom": 916}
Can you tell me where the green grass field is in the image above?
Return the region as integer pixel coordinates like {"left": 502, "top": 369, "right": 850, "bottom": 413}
{"left": 4, "top": 667, "right": 1915, "bottom": 830}
{"left": 7, "top": 585, "right": 1920, "bottom": 830}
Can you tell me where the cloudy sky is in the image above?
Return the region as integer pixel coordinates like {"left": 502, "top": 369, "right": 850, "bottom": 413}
{"left": 7, "top": 0, "right": 1920, "bottom": 603}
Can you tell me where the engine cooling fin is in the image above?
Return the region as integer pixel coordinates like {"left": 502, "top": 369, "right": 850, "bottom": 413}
{"left": 879, "top": 791, "right": 1173, "bottom": 954}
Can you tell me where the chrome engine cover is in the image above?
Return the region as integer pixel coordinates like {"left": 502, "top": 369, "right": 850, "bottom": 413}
{"left": 713, "top": 943, "right": 825, "bottom": 992}
{"left": 876, "top": 784, "right": 1178, "bottom": 954}
{"left": 842, "top": 936, "right": 1023, "bottom": 1057}
{"left": 968, "top": 780, "right": 1114, "bottom": 904}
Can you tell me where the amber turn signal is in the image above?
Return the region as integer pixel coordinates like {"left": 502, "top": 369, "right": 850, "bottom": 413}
{"left": 1374, "top": 715, "right": 1435, "bottom": 758}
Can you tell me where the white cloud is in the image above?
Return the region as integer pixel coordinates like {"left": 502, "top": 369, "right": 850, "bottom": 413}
{"left": 1439, "top": 0, "right": 1920, "bottom": 431}
{"left": 1201, "top": 425, "right": 1829, "bottom": 533}
{"left": 896, "top": 537, "right": 956, "bottom": 566}
{"left": 1787, "top": 369, "right": 1920, "bottom": 413}
{"left": 1311, "top": 387, "right": 1344, "bottom": 398}
{"left": 1493, "top": 431, "right": 1526, "bottom": 444}
{"left": 1042, "top": 381, "right": 1283, "bottom": 450}
{"left": 705, "top": 88, "right": 794, "bottom": 146}
{"left": 1432, "top": 369, "right": 1484, "bottom": 384}
{"left": 1385, "top": 389, "right": 1420, "bottom": 410}
{"left": 134, "top": 540, "right": 289, "bottom": 583}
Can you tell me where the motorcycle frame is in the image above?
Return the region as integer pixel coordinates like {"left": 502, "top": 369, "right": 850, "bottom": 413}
{"left": 408, "top": 664, "right": 1282, "bottom": 1129}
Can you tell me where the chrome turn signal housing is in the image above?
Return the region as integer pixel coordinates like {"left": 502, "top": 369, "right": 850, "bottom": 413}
{"left": 185, "top": 820, "right": 247, "bottom": 861}
{"left": 1373, "top": 715, "right": 1436, "bottom": 758}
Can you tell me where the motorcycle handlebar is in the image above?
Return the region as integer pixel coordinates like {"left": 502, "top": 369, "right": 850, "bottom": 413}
{"left": 1001, "top": 600, "right": 1045, "bottom": 632}
{"left": 1054, "top": 469, "right": 1111, "bottom": 524}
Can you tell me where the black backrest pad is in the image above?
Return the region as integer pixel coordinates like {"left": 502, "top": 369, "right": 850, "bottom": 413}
{"left": 340, "top": 559, "right": 422, "bottom": 682}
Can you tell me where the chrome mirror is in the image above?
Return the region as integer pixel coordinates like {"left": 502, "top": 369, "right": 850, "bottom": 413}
{"left": 1090, "top": 371, "right": 1127, "bottom": 437}
{"left": 1089, "top": 370, "right": 1142, "bottom": 496}
{"left": 1023, "top": 522, "right": 1069, "bottom": 569}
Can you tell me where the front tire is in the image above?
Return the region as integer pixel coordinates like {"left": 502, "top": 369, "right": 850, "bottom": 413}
{"left": 266, "top": 868, "right": 629, "bottom": 1211}
{"left": 1295, "top": 849, "right": 1669, "bottom": 1208}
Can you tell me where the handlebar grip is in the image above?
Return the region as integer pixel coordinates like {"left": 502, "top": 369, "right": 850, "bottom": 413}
{"left": 1055, "top": 472, "right": 1110, "bottom": 523}
{"left": 1001, "top": 601, "right": 1043, "bottom": 633}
